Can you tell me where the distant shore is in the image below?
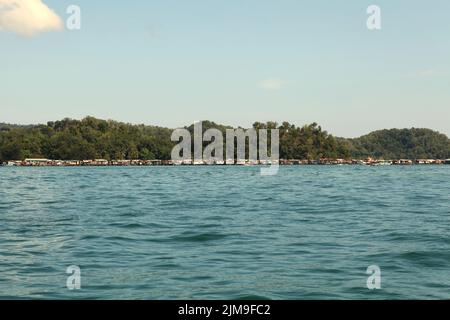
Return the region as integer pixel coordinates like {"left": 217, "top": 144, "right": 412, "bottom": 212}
{"left": 2, "top": 158, "right": 450, "bottom": 167}
{"left": 2, "top": 118, "right": 450, "bottom": 165}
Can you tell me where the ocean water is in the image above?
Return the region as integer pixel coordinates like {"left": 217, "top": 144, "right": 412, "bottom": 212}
{"left": 0, "top": 166, "right": 449, "bottom": 300}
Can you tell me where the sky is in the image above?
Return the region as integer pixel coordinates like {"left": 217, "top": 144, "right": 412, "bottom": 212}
{"left": 1, "top": 0, "right": 449, "bottom": 137}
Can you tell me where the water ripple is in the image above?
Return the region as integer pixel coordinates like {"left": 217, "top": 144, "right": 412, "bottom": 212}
{"left": 0, "top": 166, "right": 449, "bottom": 299}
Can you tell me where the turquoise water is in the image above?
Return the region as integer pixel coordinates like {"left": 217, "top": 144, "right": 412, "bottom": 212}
{"left": 0, "top": 166, "right": 449, "bottom": 299}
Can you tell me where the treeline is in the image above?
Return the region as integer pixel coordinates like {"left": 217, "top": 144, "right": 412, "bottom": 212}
{"left": 0, "top": 117, "right": 173, "bottom": 161}
{"left": 0, "top": 117, "right": 449, "bottom": 161}
{"left": 341, "top": 128, "right": 450, "bottom": 160}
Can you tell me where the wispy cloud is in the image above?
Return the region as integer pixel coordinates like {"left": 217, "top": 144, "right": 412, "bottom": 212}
{"left": 258, "top": 78, "right": 286, "bottom": 91}
{"left": 0, "top": 0, "right": 63, "bottom": 36}
{"left": 418, "top": 69, "right": 437, "bottom": 77}
{"left": 417, "top": 69, "right": 446, "bottom": 77}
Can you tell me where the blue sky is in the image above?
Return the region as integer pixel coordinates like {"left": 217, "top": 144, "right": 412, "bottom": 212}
{"left": 1, "top": 0, "right": 449, "bottom": 137}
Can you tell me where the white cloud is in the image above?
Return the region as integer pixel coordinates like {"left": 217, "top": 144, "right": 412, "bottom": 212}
{"left": 258, "top": 78, "right": 286, "bottom": 91}
{"left": 0, "top": 0, "right": 63, "bottom": 36}
{"left": 418, "top": 69, "right": 437, "bottom": 77}
{"left": 417, "top": 69, "right": 447, "bottom": 77}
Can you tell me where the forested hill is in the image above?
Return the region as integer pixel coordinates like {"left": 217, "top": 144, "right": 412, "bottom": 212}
{"left": 0, "top": 117, "right": 449, "bottom": 161}
{"left": 341, "top": 128, "right": 450, "bottom": 160}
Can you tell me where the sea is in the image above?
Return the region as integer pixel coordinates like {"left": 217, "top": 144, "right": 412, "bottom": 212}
{"left": 0, "top": 166, "right": 449, "bottom": 299}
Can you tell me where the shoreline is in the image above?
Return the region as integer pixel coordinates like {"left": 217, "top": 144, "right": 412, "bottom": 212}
{"left": 2, "top": 158, "right": 450, "bottom": 167}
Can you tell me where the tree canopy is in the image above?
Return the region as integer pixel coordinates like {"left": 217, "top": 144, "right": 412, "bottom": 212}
{"left": 0, "top": 117, "right": 449, "bottom": 161}
{"left": 343, "top": 128, "right": 450, "bottom": 160}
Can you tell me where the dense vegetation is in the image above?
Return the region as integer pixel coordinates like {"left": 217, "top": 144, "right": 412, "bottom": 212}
{"left": 341, "top": 128, "right": 450, "bottom": 160}
{"left": 0, "top": 117, "right": 449, "bottom": 161}
{"left": 0, "top": 117, "right": 173, "bottom": 161}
